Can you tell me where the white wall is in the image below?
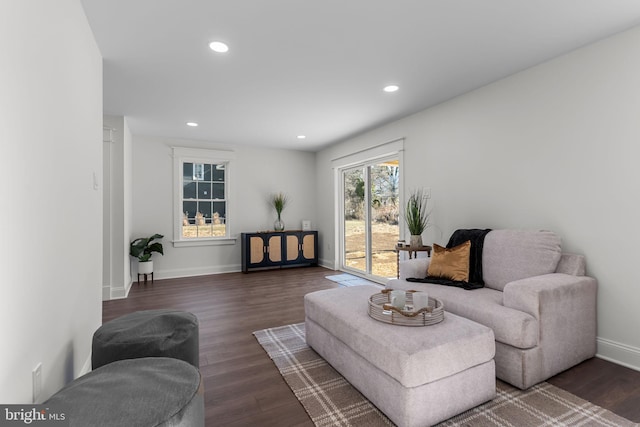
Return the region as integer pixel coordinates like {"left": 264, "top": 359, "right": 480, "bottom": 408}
{"left": 103, "top": 115, "right": 133, "bottom": 299}
{"left": 0, "top": 0, "right": 103, "bottom": 403}
{"left": 132, "top": 136, "right": 317, "bottom": 278}
{"left": 316, "top": 25, "right": 640, "bottom": 370}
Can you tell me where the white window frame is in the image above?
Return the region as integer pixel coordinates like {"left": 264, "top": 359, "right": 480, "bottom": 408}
{"left": 172, "top": 147, "right": 237, "bottom": 247}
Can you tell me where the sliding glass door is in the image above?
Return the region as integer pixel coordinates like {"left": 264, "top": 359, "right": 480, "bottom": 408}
{"left": 341, "top": 158, "right": 399, "bottom": 279}
{"left": 343, "top": 167, "right": 367, "bottom": 273}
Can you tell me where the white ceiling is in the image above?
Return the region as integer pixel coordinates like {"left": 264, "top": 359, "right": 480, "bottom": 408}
{"left": 81, "top": 0, "right": 640, "bottom": 151}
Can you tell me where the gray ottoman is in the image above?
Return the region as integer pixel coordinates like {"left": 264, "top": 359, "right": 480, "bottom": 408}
{"left": 92, "top": 309, "right": 199, "bottom": 369}
{"left": 46, "top": 357, "right": 204, "bottom": 426}
{"left": 304, "top": 285, "right": 496, "bottom": 427}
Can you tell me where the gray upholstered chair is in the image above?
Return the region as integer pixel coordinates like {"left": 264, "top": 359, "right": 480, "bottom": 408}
{"left": 92, "top": 309, "right": 199, "bottom": 369}
{"left": 46, "top": 357, "right": 204, "bottom": 426}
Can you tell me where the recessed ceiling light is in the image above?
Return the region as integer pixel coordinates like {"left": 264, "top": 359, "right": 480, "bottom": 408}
{"left": 209, "top": 41, "right": 229, "bottom": 53}
{"left": 297, "top": 135, "right": 306, "bottom": 139}
{"left": 383, "top": 85, "right": 399, "bottom": 93}
{"left": 186, "top": 122, "right": 198, "bottom": 127}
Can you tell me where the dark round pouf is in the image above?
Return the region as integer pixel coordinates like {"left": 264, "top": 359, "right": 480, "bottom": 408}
{"left": 92, "top": 309, "right": 199, "bottom": 369}
{"left": 46, "top": 357, "right": 204, "bottom": 427}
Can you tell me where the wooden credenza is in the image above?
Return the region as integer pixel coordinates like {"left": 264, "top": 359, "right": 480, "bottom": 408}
{"left": 241, "top": 230, "right": 318, "bottom": 272}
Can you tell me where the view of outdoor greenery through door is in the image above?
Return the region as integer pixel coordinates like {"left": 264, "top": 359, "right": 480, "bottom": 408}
{"left": 343, "top": 159, "right": 399, "bottom": 278}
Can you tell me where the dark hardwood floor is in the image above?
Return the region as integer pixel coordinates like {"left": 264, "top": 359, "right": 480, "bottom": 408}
{"left": 103, "top": 267, "right": 640, "bottom": 426}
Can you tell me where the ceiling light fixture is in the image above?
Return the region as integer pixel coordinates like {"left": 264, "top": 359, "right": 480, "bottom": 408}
{"left": 186, "top": 122, "right": 198, "bottom": 127}
{"left": 383, "top": 85, "right": 399, "bottom": 93}
{"left": 209, "top": 41, "right": 229, "bottom": 53}
{"left": 297, "top": 135, "right": 306, "bottom": 140}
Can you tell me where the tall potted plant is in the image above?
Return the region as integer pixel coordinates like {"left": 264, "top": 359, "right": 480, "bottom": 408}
{"left": 271, "top": 192, "right": 288, "bottom": 231}
{"left": 130, "top": 233, "right": 164, "bottom": 274}
{"left": 404, "top": 189, "right": 429, "bottom": 247}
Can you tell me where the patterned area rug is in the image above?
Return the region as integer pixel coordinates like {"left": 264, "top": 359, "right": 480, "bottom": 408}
{"left": 254, "top": 323, "right": 636, "bottom": 427}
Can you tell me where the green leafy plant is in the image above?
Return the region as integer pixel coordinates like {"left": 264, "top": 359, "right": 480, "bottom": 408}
{"left": 271, "top": 192, "right": 289, "bottom": 220}
{"left": 404, "top": 189, "right": 429, "bottom": 235}
{"left": 130, "top": 234, "right": 164, "bottom": 262}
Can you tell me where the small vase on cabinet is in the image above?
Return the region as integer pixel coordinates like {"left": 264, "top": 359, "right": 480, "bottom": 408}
{"left": 274, "top": 215, "right": 285, "bottom": 231}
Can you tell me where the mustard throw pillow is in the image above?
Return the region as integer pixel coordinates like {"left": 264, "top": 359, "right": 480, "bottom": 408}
{"left": 426, "top": 240, "right": 471, "bottom": 282}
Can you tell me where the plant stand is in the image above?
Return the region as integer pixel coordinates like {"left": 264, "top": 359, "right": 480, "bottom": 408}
{"left": 137, "top": 272, "right": 154, "bottom": 285}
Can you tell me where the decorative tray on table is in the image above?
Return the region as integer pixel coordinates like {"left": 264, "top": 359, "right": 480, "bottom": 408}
{"left": 368, "top": 289, "right": 444, "bottom": 326}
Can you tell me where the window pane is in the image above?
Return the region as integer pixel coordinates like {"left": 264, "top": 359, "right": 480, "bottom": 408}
{"left": 198, "top": 182, "right": 212, "bottom": 199}
{"left": 183, "top": 181, "right": 196, "bottom": 199}
{"left": 198, "top": 202, "right": 212, "bottom": 220}
{"left": 212, "top": 202, "right": 226, "bottom": 236}
{"left": 183, "top": 201, "right": 197, "bottom": 221}
{"left": 204, "top": 164, "right": 213, "bottom": 181}
{"left": 213, "top": 201, "right": 226, "bottom": 219}
{"left": 193, "top": 163, "right": 205, "bottom": 181}
{"left": 213, "top": 165, "right": 225, "bottom": 181}
{"left": 343, "top": 168, "right": 366, "bottom": 273}
{"left": 370, "top": 162, "right": 399, "bottom": 278}
{"left": 183, "top": 163, "right": 193, "bottom": 180}
{"left": 212, "top": 183, "right": 224, "bottom": 199}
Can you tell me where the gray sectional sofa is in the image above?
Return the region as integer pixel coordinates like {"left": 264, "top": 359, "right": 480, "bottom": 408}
{"left": 387, "top": 229, "right": 597, "bottom": 389}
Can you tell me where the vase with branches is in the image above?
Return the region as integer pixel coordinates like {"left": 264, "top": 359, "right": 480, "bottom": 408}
{"left": 271, "top": 192, "right": 289, "bottom": 231}
{"left": 404, "top": 189, "right": 429, "bottom": 247}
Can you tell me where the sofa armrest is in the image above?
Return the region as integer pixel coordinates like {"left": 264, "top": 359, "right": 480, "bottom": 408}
{"left": 503, "top": 273, "right": 597, "bottom": 321}
{"left": 398, "top": 257, "right": 430, "bottom": 280}
{"left": 503, "top": 273, "right": 597, "bottom": 380}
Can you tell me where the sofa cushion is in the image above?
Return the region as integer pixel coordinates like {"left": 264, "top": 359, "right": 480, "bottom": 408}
{"left": 427, "top": 241, "right": 471, "bottom": 281}
{"left": 482, "top": 230, "right": 562, "bottom": 291}
{"left": 399, "top": 257, "right": 430, "bottom": 280}
{"left": 555, "top": 253, "right": 586, "bottom": 276}
{"left": 388, "top": 278, "right": 539, "bottom": 349}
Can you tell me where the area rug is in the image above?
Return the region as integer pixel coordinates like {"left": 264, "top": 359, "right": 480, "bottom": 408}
{"left": 254, "top": 323, "right": 636, "bottom": 427}
{"left": 325, "top": 273, "right": 382, "bottom": 288}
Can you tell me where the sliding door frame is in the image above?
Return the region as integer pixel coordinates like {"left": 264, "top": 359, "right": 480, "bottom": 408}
{"left": 332, "top": 139, "right": 404, "bottom": 282}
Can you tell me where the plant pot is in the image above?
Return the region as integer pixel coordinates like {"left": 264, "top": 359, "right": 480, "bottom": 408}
{"left": 138, "top": 260, "right": 153, "bottom": 274}
{"left": 410, "top": 235, "right": 423, "bottom": 248}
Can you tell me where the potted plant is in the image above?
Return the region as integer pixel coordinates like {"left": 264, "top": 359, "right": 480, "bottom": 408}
{"left": 404, "top": 189, "right": 429, "bottom": 247}
{"left": 270, "top": 192, "right": 289, "bottom": 231}
{"left": 130, "top": 233, "right": 164, "bottom": 274}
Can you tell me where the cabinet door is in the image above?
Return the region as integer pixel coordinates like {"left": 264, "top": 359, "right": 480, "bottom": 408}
{"left": 286, "top": 234, "right": 300, "bottom": 261}
{"left": 268, "top": 235, "right": 282, "bottom": 263}
{"left": 300, "top": 231, "right": 318, "bottom": 264}
{"left": 301, "top": 233, "right": 316, "bottom": 261}
{"left": 249, "top": 236, "right": 265, "bottom": 265}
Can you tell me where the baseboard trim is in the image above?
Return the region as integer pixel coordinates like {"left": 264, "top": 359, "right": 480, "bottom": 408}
{"left": 154, "top": 264, "right": 241, "bottom": 280}
{"left": 102, "top": 279, "right": 133, "bottom": 301}
{"left": 78, "top": 354, "right": 92, "bottom": 377}
{"left": 108, "top": 283, "right": 129, "bottom": 300}
{"left": 124, "top": 278, "right": 133, "bottom": 298}
{"left": 318, "top": 258, "right": 335, "bottom": 270}
{"left": 596, "top": 336, "right": 640, "bottom": 372}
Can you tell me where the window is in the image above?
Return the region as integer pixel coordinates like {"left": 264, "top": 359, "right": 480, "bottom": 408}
{"left": 173, "top": 147, "right": 236, "bottom": 247}
{"left": 182, "top": 162, "right": 226, "bottom": 237}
